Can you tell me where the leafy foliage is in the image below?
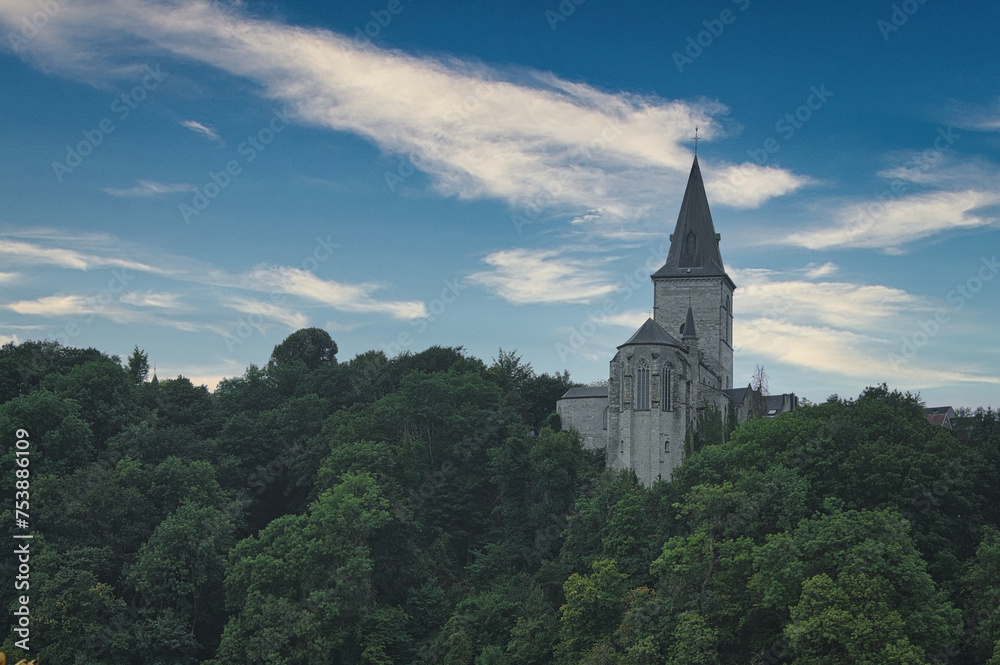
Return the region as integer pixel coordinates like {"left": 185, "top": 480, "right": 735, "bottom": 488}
{"left": 1, "top": 335, "right": 997, "bottom": 665}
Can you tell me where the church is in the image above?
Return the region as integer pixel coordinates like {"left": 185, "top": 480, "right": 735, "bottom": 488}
{"left": 556, "top": 155, "right": 797, "bottom": 486}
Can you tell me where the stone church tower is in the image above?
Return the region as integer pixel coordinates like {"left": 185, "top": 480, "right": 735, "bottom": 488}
{"left": 652, "top": 155, "right": 736, "bottom": 391}
{"left": 557, "top": 154, "right": 795, "bottom": 487}
{"left": 604, "top": 155, "right": 735, "bottom": 485}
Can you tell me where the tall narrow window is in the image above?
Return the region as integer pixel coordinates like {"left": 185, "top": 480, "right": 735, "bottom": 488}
{"left": 636, "top": 360, "right": 650, "bottom": 411}
{"left": 603, "top": 406, "right": 609, "bottom": 430}
{"left": 619, "top": 365, "right": 626, "bottom": 410}
{"left": 662, "top": 367, "right": 672, "bottom": 411}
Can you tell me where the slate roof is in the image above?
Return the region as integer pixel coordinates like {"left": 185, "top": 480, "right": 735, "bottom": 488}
{"left": 724, "top": 386, "right": 750, "bottom": 405}
{"left": 617, "top": 318, "right": 685, "bottom": 350}
{"left": 924, "top": 406, "right": 954, "bottom": 416}
{"left": 681, "top": 305, "right": 698, "bottom": 339}
{"left": 652, "top": 156, "right": 736, "bottom": 290}
{"left": 559, "top": 386, "right": 609, "bottom": 400}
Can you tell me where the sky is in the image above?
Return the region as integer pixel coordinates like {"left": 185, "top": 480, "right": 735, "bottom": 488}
{"left": 0, "top": 0, "right": 998, "bottom": 409}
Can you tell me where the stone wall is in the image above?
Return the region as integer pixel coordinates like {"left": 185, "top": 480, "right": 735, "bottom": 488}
{"left": 556, "top": 395, "right": 608, "bottom": 452}
{"left": 653, "top": 276, "right": 734, "bottom": 389}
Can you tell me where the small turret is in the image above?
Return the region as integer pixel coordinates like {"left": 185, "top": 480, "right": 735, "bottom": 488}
{"left": 681, "top": 305, "right": 697, "bottom": 340}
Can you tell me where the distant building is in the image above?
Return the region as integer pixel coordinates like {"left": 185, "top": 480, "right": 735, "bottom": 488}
{"left": 924, "top": 406, "right": 956, "bottom": 430}
{"left": 557, "top": 155, "right": 797, "bottom": 486}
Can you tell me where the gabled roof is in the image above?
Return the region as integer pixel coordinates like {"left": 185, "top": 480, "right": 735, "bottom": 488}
{"left": 617, "top": 318, "right": 684, "bottom": 350}
{"left": 559, "top": 386, "right": 609, "bottom": 400}
{"left": 924, "top": 406, "right": 955, "bottom": 416}
{"left": 652, "top": 156, "right": 736, "bottom": 290}
{"left": 724, "top": 386, "right": 750, "bottom": 405}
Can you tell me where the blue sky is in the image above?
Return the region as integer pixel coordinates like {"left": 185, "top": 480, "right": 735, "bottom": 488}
{"left": 1, "top": 0, "right": 998, "bottom": 408}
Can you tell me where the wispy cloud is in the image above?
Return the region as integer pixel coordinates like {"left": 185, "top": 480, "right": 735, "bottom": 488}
{"left": 179, "top": 118, "right": 221, "bottom": 142}
{"left": 0, "top": 237, "right": 160, "bottom": 272}
{"left": 4, "top": 293, "right": 200, "bottom": 330}
{"left": 727, "top": 265, "right": 1000, "bottom": 389}
{"left": 468, "top": 248, "right": 618, "bottom": 305}
{"left": 224, "top": 296, "right": 309, "bottom": 330}
{"left": 945, "top": 97, "right": 1000, "bottom": 132}
{"left": 708, "top": 163, "right": 813, "bottom": 208}
{"left": 803, "top": 262, "right": 838, "bottom": 279}
{"left": 118, "top": 291, "right": 187, "bottom": 309}
{"left": 0, "top": 0, "right": 808, "bottom": 233}
{"left": 737, "top": 318, "right": 1000, "bottom": 387}
{"left": 247, "top": 265, "right": 426, "bottom": 319}
{"left": 0, "top": 229, "right": 427, "bottom": 325}
{"left": 785, "top": 190, "right": 1000, "bottom": 251}
{"left": 103, "top": 180, "right": 198, "bottom": 197}
{"left": 729, "top": 267, "right": 920, "bottom": 330}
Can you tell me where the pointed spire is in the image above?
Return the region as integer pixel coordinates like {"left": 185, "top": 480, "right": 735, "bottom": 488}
{"left": 682, "top": 306, "right": 698, "bottom": 339}
{"left": 652, "top": 156, "right": 733, "bottom": 288}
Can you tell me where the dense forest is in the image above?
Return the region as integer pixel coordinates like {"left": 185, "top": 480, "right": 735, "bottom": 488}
{"left": 0, "top": 328, "right": 998, "bottom": 665}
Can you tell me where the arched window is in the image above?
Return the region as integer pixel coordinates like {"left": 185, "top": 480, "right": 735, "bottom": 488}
{"left": 602, "top": 406, "right": 609, "bottom": 430}
{"left": 686, "top": 230, "right": 697, "bottom": 258}
{"left": 662, "top": 367, "right": 672, "bottom": 411}
{"left": 664, "top": 439, "right": 669, "bottom": 453}
{"left": 636, "top": 360, "right": 650, "bottom": 411}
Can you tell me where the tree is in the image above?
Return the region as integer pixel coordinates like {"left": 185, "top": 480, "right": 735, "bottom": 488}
{"left": 751, "top": 364, "right": 769, "bottom": 396}
{"left": 665, "top": 611, "right": 719, "bottom": 665}
{"left": 41, "top": 358, "right": 137, "bottom": 445}
{"left": 269, "top": 327, "right": 338, "bottom": 371}
{"left": 785, "top": 573, "right": 927, "bottom": 665}
{"left": 127, "top": 345, "right": 150, "bottom": 385}
{"left": 124, "top": 501, "right": 237, "bottom": 661}
{"left": 556, "top": 559, "right": 628, "bottom": 662}
{"left": 214, "top": 473, "right": 391, "bottom": 664}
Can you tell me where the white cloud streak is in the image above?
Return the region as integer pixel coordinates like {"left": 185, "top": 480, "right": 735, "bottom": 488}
{"left": 0, "top": 0, "right": 808, "bottom": 233}
{"left": 247, "top": 265, "right": 426, "bottom": 319}
{"left": 468, "top": 248, "right": 618, "bottom": 305}
{"left": 179, "top": 118, "right": 221, "bottom": 141}
{"left": 224, "top": 296, "right": 309, "bottom": 330}
{"left": 0, "top": 237, "right": 161, "bottom": 273}
{"left": 785, "top": 190, "right": 1000, "bottom": 251}
{"left": 737, "top": 318, "right": 1000, "bottom": 387}
{"left": 103, "top": 180, "right": 198, "bottom": 197}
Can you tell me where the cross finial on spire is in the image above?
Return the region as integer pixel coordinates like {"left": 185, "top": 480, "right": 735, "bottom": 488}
{"left": 692, "top": 126, "right": 700, "bottom": 155}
